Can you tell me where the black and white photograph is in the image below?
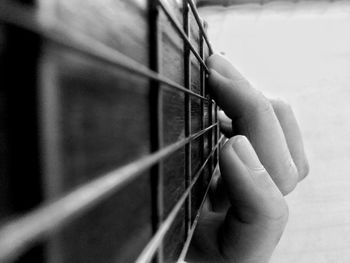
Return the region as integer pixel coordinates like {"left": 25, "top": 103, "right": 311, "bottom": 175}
{"left": 0, "top": 0, "right": 349, "bottom": 262}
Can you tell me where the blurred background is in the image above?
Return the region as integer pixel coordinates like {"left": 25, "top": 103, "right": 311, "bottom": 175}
{"left": 199, "top": 1, "right": 350, "bottom": 262}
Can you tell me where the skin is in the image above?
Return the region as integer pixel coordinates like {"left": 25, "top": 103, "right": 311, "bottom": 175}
{"left": 186, "top": 54, "right": 309, "bottom": 263}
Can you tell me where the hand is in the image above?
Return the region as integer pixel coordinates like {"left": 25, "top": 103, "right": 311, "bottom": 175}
{"left": 186, "top": 54, "right": 309, "bottom": 263}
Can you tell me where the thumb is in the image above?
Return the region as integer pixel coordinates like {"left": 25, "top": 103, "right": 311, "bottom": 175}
{"left": 218, "top": 136, "right": 289, "bottom": 263}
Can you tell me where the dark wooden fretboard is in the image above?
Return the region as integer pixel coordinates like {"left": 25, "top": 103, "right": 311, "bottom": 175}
{"left": 0, "top": 0, "right": 222, "bottom": 262}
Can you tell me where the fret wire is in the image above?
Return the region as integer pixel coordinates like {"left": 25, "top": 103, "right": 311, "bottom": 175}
{"left": 200, "top": 25, "right": 206, "bottom": 220}
{"left": 135, "top": 136, "right": 224, "bottom": 263}
{"left": 183, "top": 0, "right": 192, "bottom": 238}
{"left": 206, "top": 20, "right": 213, "bottom": 172}
{"left": 0, "top": 1, "right": 211, "bottom": 102}
{"left": 0, "top": 1, "right": 220, "bottom": 262}
{"left": 149, "top": 0, "right": 164, "bottom": 262}
{"left": 185, "top": 0, "right": 214, "bottom": 55}
{"left": 157, "top": 0, "right": 209, "bottom": 73}
{"left": 0, "top": 123, "right": 218, "bottom": 263}
{"left": 215, "top": 103, "right": 220, "bottom": 166}
{"left": 209, "top": 98, "right": 213, "bottom": 172}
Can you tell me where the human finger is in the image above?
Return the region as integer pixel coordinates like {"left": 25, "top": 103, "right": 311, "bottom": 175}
{"left": 207, "top": 54, "right": 298, "bottom": 194}
{"left": 218, "top": 110, "right": 234, "bottom": 138}
{"left": 270, "top": 99, "right": 310, "bottom": 181}
{"left": 219, "top": 135, "right": 288, "bottom": 263}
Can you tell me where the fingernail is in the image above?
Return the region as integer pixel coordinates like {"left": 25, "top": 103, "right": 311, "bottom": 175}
{"left": 232, "top": 136, "right": 263, "bottom": 170}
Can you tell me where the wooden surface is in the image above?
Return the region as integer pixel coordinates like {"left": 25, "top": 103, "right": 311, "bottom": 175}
{"left": 200, "top": 2, "right": 350, "bottom": 262}
{"left": 0, "top": 0, "right": 216, "bottom": 261}
{"left": 40, "top": 4, "right": 153, "bottom": 260}
{"left": 38, "top": 0, "right": 212, "bottom": 262}
{"left": 0, "top": 11, "right": 44, "bottom": 263}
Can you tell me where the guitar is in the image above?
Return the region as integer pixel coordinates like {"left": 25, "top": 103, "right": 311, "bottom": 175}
{"left": 0, "top": 0, "right": 222, "bottom": 262}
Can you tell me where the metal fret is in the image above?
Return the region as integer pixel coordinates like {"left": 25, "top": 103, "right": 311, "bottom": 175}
{"left": 158, "top": 0, "right": 209, "bottom": 73}
{"left": 149, "top": 0, "right": 164, "bottom": 261}
{"left": 0, "top": 1, "right": 211, "bottom": 102}
{"left": 183, "top": 0, "right": 192, "bottom": 238}
{"left": 0, "top": 1, "right": 219, "bottom": 262}
{"left": 0, "top": 123, "right": 218, "bottom": 262}
{"left": 135, "top": 136, "right": 224, "bottom": 263}
{"left": 186, "top": 0, "right": 214, "bottom": 55}
{"left": 177, "top": 163, "right": 221, "bottom": 263}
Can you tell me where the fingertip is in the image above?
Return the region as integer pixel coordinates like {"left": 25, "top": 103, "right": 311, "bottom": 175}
{"left": 218, "top": 110, "right": 230, "bottom": 122}
{"left": 218, "top": 110, "right": 234, "bottom": 138}
{"left": 219, "top": 137, "right": 236, "bottom": 164}
{"left": 208, "top": 67, "right": 219, "bottom": 77}
{"left": 219, "top": 137, "right": 248, "bottom": 184}
{"left": 208, "top": 68, "right": 226, "bottom": 87}
{"left": 270, "top": 97, "right": 292, "bottom": 108}
{"left": 208, "top": 68, "right": 230, "bottom": 101}
{"left": 206, "top": 53, "right": 227, "bottom": 69}
{"left": 269, "top": 97, "right": 310, "bottom": 184}
{"left": 220, "top": 137, "right": 289, "bottom": 225}
{"left": 276, "top": 160, "right": 299, "bottom": 195}
{"left": 220, "top": 135, "right": 243, "bottom": 155}
{"left": 298, "top": 159, "right": 310, "bottom": 181}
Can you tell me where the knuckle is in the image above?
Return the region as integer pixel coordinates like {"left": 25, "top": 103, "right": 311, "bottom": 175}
{"left": 247, "top": 92, "right": 274, "bottom": 117}
{"left": 273, "top": 199, "right": 289, "bottom": 224}
{"left": 260, "top": 195, "right": 289, "bottom": 224}
{"left": 274, "top": 200, "right": 289, "bottom": 225}
{"left": 257, "top": 97, "right": 273, "bottom": 115}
